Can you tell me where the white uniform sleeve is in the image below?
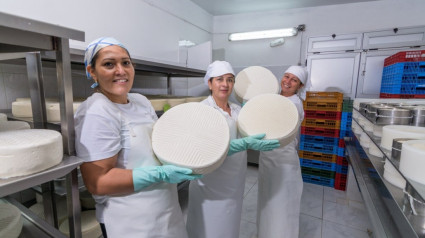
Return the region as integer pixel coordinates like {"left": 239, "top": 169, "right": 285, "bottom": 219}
{"left": 75, "top": 97, "right": 122, "bottom": 162}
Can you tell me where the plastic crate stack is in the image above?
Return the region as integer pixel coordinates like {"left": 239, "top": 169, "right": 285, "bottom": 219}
{"left": 380, "top": 50, "right": 425, "bottom": 99}
{"left": 334, "top": 98, "right": 353, "bottom": 191}
{"left": 299, "top": 92, "right": 344, "bottom": 188}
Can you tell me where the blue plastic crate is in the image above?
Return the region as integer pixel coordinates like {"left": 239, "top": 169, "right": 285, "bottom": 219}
{"left": 299, "top": 141, "right": 339, "bottom": 154}
{"left": 339, "top": 130, "right": 352, "bottom": 138}
{"left": 336, "top": 164, "right": 348, "bottom": 174}
{"left": 299, "top": 158, "right": 337, "bottom": 171}
{"left": 341, "top": 112, "right": 352, "bottom": 121}
{"left": 337, "top": 147, "right": 345, "bottom": 157}
{"left": 300, "top": 135, "right": 339, "bottom": 145}
{"left": 302, "top": 174, "right": 335, "bottom": 187}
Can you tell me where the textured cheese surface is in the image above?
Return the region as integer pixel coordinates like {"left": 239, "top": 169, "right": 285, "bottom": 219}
{"left": 0, "top": 129, "right": 63, "bottom": 178}
{"left": 234, "top": 66, "right": 279, "bottom": 103}
{"left": 0, "top": 113, "right": 7, "bottom": 122}
{"left": 12, "top": 101, "right": 81, "bottom": 122}
{"left": 59, "top": 210, "right": 101, "bottom": 238}
{"left": 0, "top": 204, "right": 23, "bottom": 238}
{"left": 46, "top": 102, "right": 81, "bottom": 122}
{"left": 152, "top": 103, "right": 230, "bottom": 174}
{"left": 380, "top": 125, "right": 425, "bottom": 150}
{"left": 399, "top": 140, "right": 425, "bottom": 184}
{"left": 0, "top": 121, "right": 30, "bottom": 132}
{"left": 238, "top": 94, "right": 299, "bottom": 147}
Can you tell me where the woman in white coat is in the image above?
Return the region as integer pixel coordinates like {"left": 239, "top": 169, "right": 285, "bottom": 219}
{"left": 186, "top": 61, "right": 280, "bottom": 238}
{"left": 74, "top": 37, "right": 201, "bottom": 238}
{"left": 256, "top": 66, "right": 310, "bottom": 238}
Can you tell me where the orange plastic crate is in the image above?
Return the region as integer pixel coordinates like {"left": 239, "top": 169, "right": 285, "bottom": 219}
{"left": 303, "top": 101, "right": 343, "bottom": 112}
{"left": 301, "top": 118, "right": 341, "bottom": 129}
{"left": 306, "top": 91, "right": 344, "bottom": 102}
{"left": 298, "top": 150, "right": 338, "bottom": 163}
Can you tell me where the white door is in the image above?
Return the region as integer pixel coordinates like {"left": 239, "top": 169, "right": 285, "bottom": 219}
{"left": 307, "top": 52, "right": 360, "bottom": 98}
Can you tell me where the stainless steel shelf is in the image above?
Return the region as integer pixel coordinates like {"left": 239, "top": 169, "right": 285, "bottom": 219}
{"left": 0, "top": 156, "right": 83, "bottom": 198}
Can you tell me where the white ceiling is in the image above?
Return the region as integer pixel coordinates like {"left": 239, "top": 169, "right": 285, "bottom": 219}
{"left": 189, "top": 0, "right": 382, "bottom": 16}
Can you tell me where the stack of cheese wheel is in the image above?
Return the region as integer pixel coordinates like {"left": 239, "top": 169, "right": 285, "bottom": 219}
{"left": 149, "top": 99, "right": 168, "bottom": 111}
{"left": 234, "top": 66, "right": 279, "bottom": 103}
{"left": 46, "top": 102, "right": 82, "bottom": 122}
{"left": 59, "top": 210, "right": 101, "bottom": 238}
{"left": 383, "top": 159, "right": 406, "bottom": 189}
{"left": 368, "top": 143, "right": 384, "bottom": 157}
{"left": 29, "top": 196, "right": 72, "bottom": 225}
{"left": 0, "top": 121, "right": 30, "bottom": 132}
{"left": 0, "top": 113, "right": 7, "bottom": 122}
{"left": 0, "top": 129, "right": 63, "bottom": 178}
{"left": 400, "top": 140, "right": 425, "bottom": 184}
{"left": 380, "top": 125, "right": 425, "bottom": 151}
{"left": 237, "top": 94, "right": 299, "bottom": 147}
{"left": 152, "top": 103, "right": 230, "bottom": 174}
{"left": 0, "top": 203, "right": 23, "bottom": 238}
{"left": 185, "top": 96, "right": 204, "bottom": 103}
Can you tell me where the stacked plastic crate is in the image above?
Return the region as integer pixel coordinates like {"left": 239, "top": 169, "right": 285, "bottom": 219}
{"left": 299, "top": 92, "right": 343, "bottom": 188}
{"left": 380, "top": 50, "right": 425, "bottom": 99}
{"left": 334, "top": 98, "right": 353, "bottom": 191}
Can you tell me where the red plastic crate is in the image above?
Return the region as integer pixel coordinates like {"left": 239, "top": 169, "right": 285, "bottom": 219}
{"left": 334, "top": 172, "right": 347, "bottom": 191}
{"left": 301, "top": 126, "right": 340, "bottom": 138}
{"left": 384, "top": 50, "right": 425, "bottom": 67}
{"left": 337, "top": 156, "right": 349, "bottom": 166}
{"left": 305, "top": 110, "right": 342, "bottom": 120}
{"left": 338, "top": 139, "right": 345, "bottom": 148}
{"left": 302, "top": 118, "right": 341, "bottom": 129}
{"left": 380, "top": 93, "right": 425, "bottom": 99}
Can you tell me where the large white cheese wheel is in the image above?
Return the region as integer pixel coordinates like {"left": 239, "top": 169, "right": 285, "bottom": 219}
{"left": 29, "top": 197, "right": 74, "bottom": 225}
{"left": 383, "top": 159, "right": 406, "bottom": 189}
{"left": 234, "top": 66, "right": 279, "bottom": 103}
{"left": 372, "top": 125, "right": 383, "bottom": 138}
{"left": 399, "top": 140, "right": 425, "bottom": 184}
{"left": 11, "top": 101, "right": 32, "bottom": 117}
{"left": 80, "top": 191, "right": 96, "bottom": 210}
{"left": 380, "top": 125, "right": 425, "bottom": 151}
{"left": 0, "top": 121, "right": 30, "bottom": 132}
{"left": 149, "top": 99, "right": 168, "bottom": 111}
{"left": 152, "top": 103, "right": 230, "bottom": 174}
{"left": 238, "top": 94, "right": 299, "bottom": 147}
{"left": 45, "top": 102, "right": 81, "bottom": 122}
{"left": 0, "top": 129, "right": 63, "bottom": 178}
{"left": 59, "top": 210, "right": 101, "bottom": 238}
{"left": 12, "top": 100, "right": 81, "bottom": 122}
{"left": 0, "top": 113, "right": 7, "bottom": 122}
{"left": 368, "top": 143, "right": 383, "bottom": 157}
{"left": 0, "top": 203, "right": 23, "bottom": 238}
{"left": 359, "top": 132, "right": 371, "bottom": 148}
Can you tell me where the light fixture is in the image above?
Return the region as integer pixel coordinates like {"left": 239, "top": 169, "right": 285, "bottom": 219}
{"left": 270, "top": 38, "right": 285, "bottom": 47}
{"left": 228, "top": 25, "right": 305, "bottom": 41}
{"left": 179, "top": 40, "right": 196, "bottom": 47}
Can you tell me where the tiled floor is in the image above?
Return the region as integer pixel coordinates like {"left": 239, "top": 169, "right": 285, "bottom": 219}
{"left": 180, "top": 164, "right": 374, "bottom": 238}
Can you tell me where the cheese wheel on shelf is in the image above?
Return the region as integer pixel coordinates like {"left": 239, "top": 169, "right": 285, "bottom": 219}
{"left": 383, "top": 159, "right": 406, "bottom": 189}
{"left": 0, "top": 129, "right": 63, "bottom": 178}
{"left": 149, "top": 99, "right": 168, "bottom": 111}
{"left": 399, "top": 140, "right": 425, "bottom": 185}
{"left": 0, "top": 121, "right": 30, "bottom": 132}
{"left": 0, "top": 113, "right": 7, "bottom": 122}
{"left": 152, "top": 103, "right": 230, "bottom": 174}
{"left": 380, "top": 125, "right": 425, "bottom": 151}
{"left": 59, "top": 210, "right": 101, "bottom": 238}
{"left": 237, "top": 94, "right": 300, "bottom": 147}
{"left": 45, "top": 102, "right": 81, "bottom": 122}
{"left": 234, "top": 66, "right": 279, "bottom": 103}
{"left": 167, "top": 98, "right": 186, "bottom": 107}
{"left": 0, "top": 203, "right": 23, "bottom": 238}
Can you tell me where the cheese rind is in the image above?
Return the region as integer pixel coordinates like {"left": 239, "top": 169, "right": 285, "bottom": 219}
{"left": 0, "top": 113, "right": 7, "bottom": 122}
{"left": 380, "top": 125, "right": 425, "bottom": 151}
{"left": 234, "top": 66, "right": 279, "bottom": 103}
{"left": 399, "top": 140, "right": 425, "bottom": 185}
{"left": 0, "top": 129, "right": 63, "bottom": 178}
{"left": 152, "top": 103, "right": 230, "bottom": 174}
{"left": 237, "top": 94, "right": 300, "bottom": 147}
{"left": 383, "top": 159, "right": 406, "bottom": 189}
{"left": 0, "top": 121, "right": 30, "bottom": 132}
{"left": 0, "top": 203, "right": 23, "bottom": 238}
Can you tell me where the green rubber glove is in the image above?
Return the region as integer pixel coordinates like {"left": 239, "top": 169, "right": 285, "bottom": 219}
{"left": 228, "top": 133, "right": 280, "bottom": 156}
{"left": 132, "top": 165, "right": 202, "bottom": 192}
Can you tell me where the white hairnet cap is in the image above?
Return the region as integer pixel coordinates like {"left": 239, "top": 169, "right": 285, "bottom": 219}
{"left": 203, "top": 61, "right": 235, "bottom": 86}
{"left": 84, "top": 37, "right": 127, "bottom": 79}
{"left": 284, "top": 66, "right": 311, "bottom": 100}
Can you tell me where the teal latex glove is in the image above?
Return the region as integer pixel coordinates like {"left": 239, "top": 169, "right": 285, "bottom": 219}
{"left": 228, "top": 133, "right": 280, "bottom": 156}
{"left": 132, "top": 165, "right": 202, "bottom": 192}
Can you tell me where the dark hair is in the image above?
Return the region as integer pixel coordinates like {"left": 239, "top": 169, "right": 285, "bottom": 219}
{"left": 90, "top": 47, "right": 132, "bottom": 70}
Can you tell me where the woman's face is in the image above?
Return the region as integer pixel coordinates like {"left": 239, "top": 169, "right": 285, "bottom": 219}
{"left": 87, "top": 45, "right": 134, "bottom": 104}
{"left": 280, "top": 72, "right": 303, "bottom": 97}
{"left": 208, "top": 73, "right": 235, "bottom": 101}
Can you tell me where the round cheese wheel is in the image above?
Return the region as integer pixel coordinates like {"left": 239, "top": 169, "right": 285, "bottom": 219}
{"left": 237, "top": 94, "right": 300, "bottom": 147}
{"left": 0, "top": 203, "right": 23, "bottom": 238}
{"left": 152, "top": 103, "right": 230, "bottom": 174}
{"left": 59, "top": 210, "right": 101, "bottom": 238}
{"left": 0, "top": 113, "right": 7, "bottom": 122}
{"left": 234, "top": 66, "right": 279, "bottom": 103}
{"left": 185, "top": 97, "right": 204, "bottom": 103}
{"left": 368, "top": 143, "right": 383, "bottom": 157}
{"left": 380, "top": 125, "right": 425, "bottom": 151}
{"left": 11, "top": 101, "right": 32, "bottom": 118}
{"left": 0, "top": 129, "right": 63, "bottom": 178}
{"left": 45, "top": 102, "right": 81, "bottom": 122}
{"left": 383, "top": 159, "right": 406, "bottom": 189}
{"left": 149, "top": 99, "right": 167, "bottom": 111}
{"left": 0, "top": 121, "right": 30, "bottom": 132}
{"left": 399, "top": 140, "right": 425, "bottom": 184}
{"left": 29, "top": 197, "right": 76, "bottom": 225}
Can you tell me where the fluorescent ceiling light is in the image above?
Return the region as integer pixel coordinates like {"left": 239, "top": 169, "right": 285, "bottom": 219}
{"left": 229, "top": 27, "right": 298, "bottom": 41}
{"left": 179, "top": 40, "right": 196, "bottom": 47}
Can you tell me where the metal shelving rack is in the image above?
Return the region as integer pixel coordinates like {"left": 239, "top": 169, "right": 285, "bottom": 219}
{"left": 345, "top": 108, "right": 425, "bottom": 238}
{"left": 0, "top": 12, "right": 85, "bottom": 238}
